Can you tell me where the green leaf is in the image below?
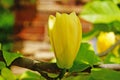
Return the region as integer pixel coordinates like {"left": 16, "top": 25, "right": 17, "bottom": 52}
{"left": 3, "top": 51, "right": 22, "bottom": 66}
{"left": 69, "top": 62, "right": 89, "bottom": 72}
{"left": 104, "top": 53, "right": 120, "bottom": 64}
{"left": 2, "top": 42, "right": 13, "bottom": 51}
{"left": 1, "top": 68, "right": 16, "bottom": 80}
{"left": 113, "top": 0, "right": 120, "bottom": 4}
{"left": 79, "top": 1, "right": 120, "bottom": 37}
{"left": 48, "top": 73, "right": 58, "bottom": 78}
{"left": 91, "top": 0, "right": 120, "bottom": 4}
{"left": 76, "top": 43, "right": 100, "bottom": 65}
{"left": 1, "top": 0, "right": 14, "bottom": 8}
{"left": 70, "top": 43, "right": 101, "bottom": 72}
{"left": 94, "top": 21, "right": 120, "bottom": 34}
{"left": 0, "top": 61, "right": 6, "bottom": 70}
{"left": 63, "top": 73, "right": 90, "bottom": 80}
{"left": 80, "top": 1, "right": 120, "bottom": 23}
{"left": 19, "top": 70, "right": 45, "bottom": 80}
{"left": 88, "top": 76, "right": 95, "bottom": 80}
{"left": 0, "top": 76, "right": 4, "bottom": 80}
{"left": 90, "top": 68, "right": 120, "bottom": 80}
{"left": 0, "top": 10, "right": 14, "bottom": 32}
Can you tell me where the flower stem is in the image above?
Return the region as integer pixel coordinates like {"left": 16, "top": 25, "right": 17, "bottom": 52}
{"left": 0, "top": 43, "right": 1, "bottom": 50}
{"left": 57, "top": 68, "right": 66, "bottom": 80}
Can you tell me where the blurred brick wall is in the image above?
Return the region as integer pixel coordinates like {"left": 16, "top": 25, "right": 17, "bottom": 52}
{"left": 14, "top": 0, "right": 46, "bottom": 41}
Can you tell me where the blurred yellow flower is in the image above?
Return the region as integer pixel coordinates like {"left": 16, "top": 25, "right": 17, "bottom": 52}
{"left": 97, "top": 32, "right": 115, "bottom": 54}
{"left": 48, "top": 12, "right": 82, "bottom": 69}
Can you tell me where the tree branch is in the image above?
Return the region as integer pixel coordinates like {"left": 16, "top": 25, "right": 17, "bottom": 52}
{"left": 99, "top": 64, "right": 120, "bottom": 71}
{"left": 1, "top": 50, "right": 120, "bottom": 73}
{"left": 0, "top": 50, "right": 61, "bottom": 74}
{"left": 12, "top": 57, "right": 62, "bottom": 74}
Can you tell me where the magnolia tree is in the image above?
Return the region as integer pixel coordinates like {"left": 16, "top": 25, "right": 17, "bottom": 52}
{"left": 0, "top": 0, "right": 120, "bottom": 80}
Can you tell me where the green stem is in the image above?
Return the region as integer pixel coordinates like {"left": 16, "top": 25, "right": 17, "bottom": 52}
{"left": 0, "top": 43, "right": 1, "bottom": 50}
{"left": 56, "top": 68, "right": 66, "bottom": 80}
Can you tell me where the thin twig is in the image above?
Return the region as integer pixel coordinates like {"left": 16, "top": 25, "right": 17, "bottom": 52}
{"left": 98, "top": 40, "right": 120, "bottom": 57}
{"left": 57, "top": 69, "right": 66, "bottom": 80}
{"left": 99, "top": 64, "right": 120, "bottom": 71}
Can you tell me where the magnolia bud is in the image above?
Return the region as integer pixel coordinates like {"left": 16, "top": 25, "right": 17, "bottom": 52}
{"left": 48, "top": 12, "right": 82, "bottom": 69}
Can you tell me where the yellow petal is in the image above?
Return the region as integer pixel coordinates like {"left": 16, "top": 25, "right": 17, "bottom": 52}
{"left": 48, "top": 15, "right": 56, "bottom": 30}
{"left": 97, "top": 32, "right": 115, "bottom": 53}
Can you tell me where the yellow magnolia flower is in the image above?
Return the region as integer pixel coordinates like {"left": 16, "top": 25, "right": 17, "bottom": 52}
{"left": 48, "top": 12, "right": 82, "bottom": 69}
{"left": 97, "top": 32, "right": 115, "bottom": 53}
